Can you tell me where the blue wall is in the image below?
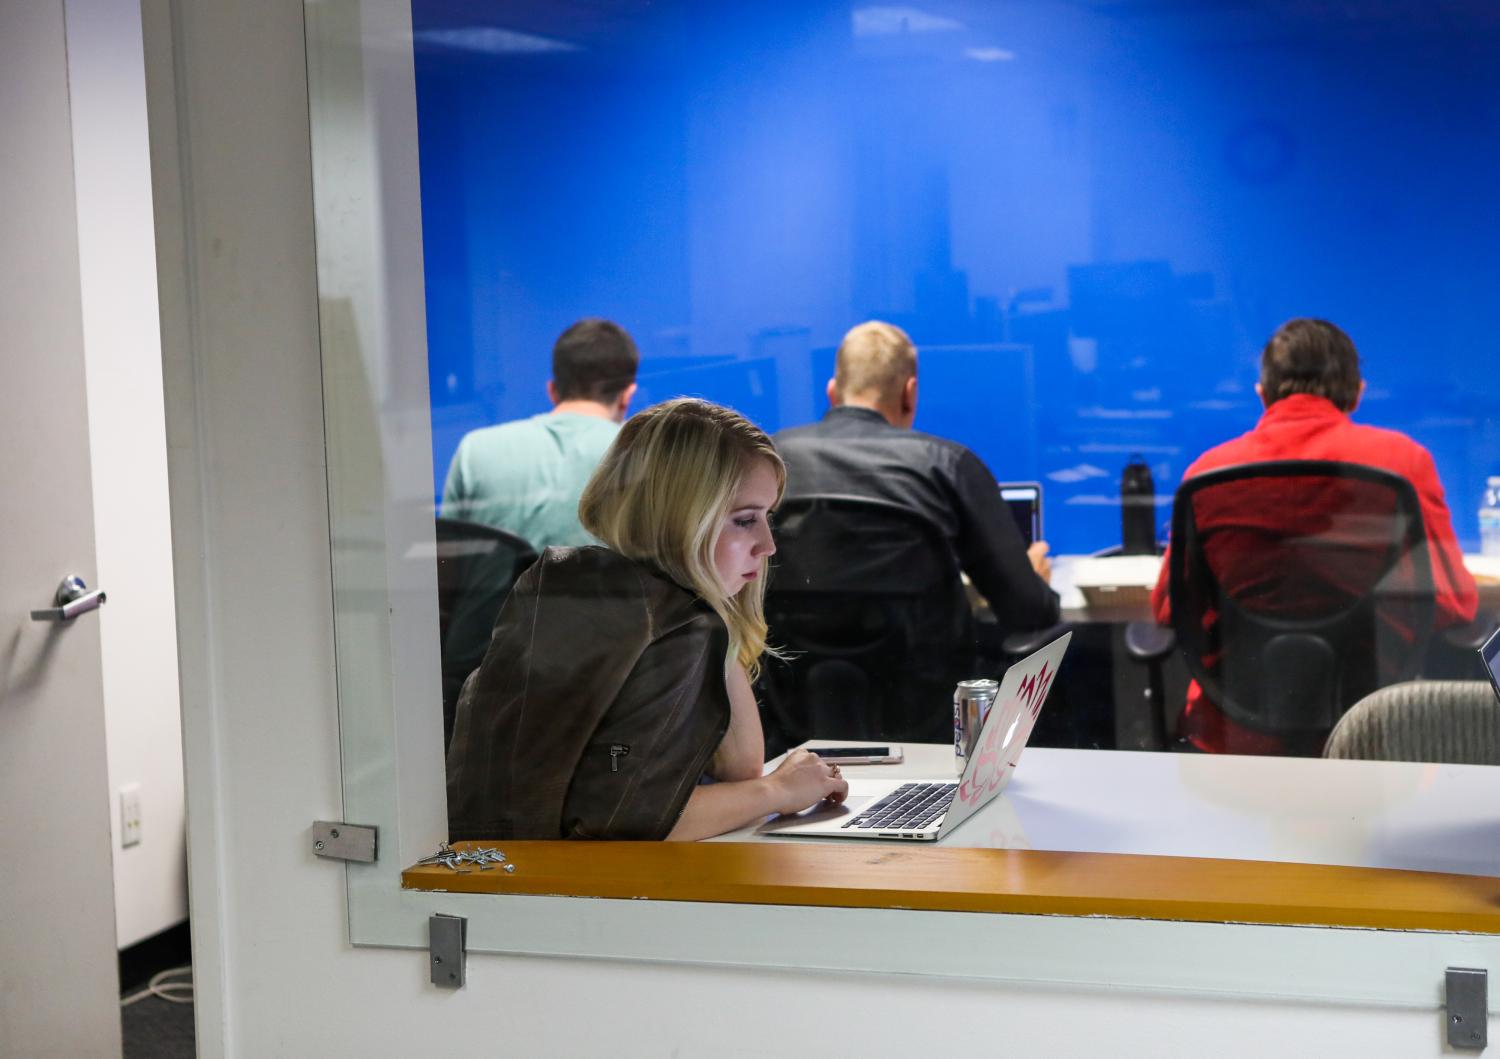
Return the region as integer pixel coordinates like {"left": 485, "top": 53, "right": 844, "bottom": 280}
{"left": 412, "top": 1, "right": 1500, "bottom": 554}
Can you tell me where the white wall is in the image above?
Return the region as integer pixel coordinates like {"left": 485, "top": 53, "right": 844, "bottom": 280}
{"left": 65, "top": 0, "right": 187, "bottom": 949}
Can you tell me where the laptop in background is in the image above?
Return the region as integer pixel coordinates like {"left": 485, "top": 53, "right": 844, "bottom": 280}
{"left": 999, "top": 481, "right": 1043, "bottom": 546}
{"left": 756, "top": 631, "right": 1071, "bottom": 842}
{"left": 1480, "top": 623, "right": 1500, "bottom": 703}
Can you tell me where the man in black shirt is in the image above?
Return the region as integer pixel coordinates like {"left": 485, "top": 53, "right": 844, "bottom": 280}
{"left": 774, "top": 320, "right": 1059, "bottom": 635}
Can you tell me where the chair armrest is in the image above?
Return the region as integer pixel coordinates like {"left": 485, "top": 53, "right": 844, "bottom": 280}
{"left": 1442, "top": 610, "right": 1499, "bottom": 653}
{"left": 999, "top": 622, "right": 1072, "bottom": 659}
{"left": 1124, "top": 621, "right": 1176, "bottom": 663}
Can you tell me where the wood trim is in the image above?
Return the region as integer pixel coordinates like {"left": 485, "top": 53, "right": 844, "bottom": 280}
{"left": 403, "top": 842, "right": 1500, "bottom": 933}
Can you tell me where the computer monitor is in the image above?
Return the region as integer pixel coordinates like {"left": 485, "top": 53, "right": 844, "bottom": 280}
{"left": 999, "top": 481, "right": 1042, "bottom": 546}
{"left": 1480, "top": 623, "right": 1500, "bottom": 704}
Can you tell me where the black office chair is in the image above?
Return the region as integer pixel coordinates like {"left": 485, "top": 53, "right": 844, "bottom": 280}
{"left": 756, "top": 495, "right": 979, "bottom": 752}
{"left": 434, "top": 517, "right": 538, "bottom": 750}
{"left": 1130, "top": 460, "right": 1437, "bottom": 754}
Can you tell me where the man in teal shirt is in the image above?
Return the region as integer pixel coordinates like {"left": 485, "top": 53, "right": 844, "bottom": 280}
{"left": 441, "top": 319, "right": 639, "bottom": 551}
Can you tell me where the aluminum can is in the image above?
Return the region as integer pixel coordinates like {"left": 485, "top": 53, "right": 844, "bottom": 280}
{"left": 954, "top": 678, "right": 999, "bottom": 775}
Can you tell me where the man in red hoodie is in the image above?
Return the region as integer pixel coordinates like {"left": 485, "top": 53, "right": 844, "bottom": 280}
{"left": 1151, "top": 318, "right": 1477, "bottom": 753}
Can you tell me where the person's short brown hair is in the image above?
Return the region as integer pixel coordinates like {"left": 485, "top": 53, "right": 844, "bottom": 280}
{"left": 1260, "top": 318, "right": 1362, "bottom": 412}
{"left": 833, "top": 321, "right": 917, "bottom": 404}
{"left": 551, "top": 318, "right": 639, "bottom": 403}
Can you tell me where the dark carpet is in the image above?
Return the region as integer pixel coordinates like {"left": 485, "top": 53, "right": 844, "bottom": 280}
{"left": 120, "top": 922, "right": 196, "bottom": 1059}
{"left": 122, "top": 992, "right": 196, "bottom": 1059}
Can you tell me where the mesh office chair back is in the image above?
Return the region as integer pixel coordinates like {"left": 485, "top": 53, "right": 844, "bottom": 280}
{"left": 758, "top": 494, "right": 975, "bottom": 751}
{"left": 434, "top": 517, "right": 539, "bottom": 749}
{"left": 1169, "top": 460, "right": 1436, "bottom": 742}
{"left": 1324, "top": 680, "right": 1500, "bottom": 765}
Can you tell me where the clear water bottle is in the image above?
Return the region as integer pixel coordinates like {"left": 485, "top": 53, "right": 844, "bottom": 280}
{"left": 1481, "top": 476, "right": 1500, "bottom": 557}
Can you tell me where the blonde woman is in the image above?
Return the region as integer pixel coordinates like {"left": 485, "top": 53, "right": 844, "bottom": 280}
{"left": 446, "top": 398, "right": 848, "bottom": 841}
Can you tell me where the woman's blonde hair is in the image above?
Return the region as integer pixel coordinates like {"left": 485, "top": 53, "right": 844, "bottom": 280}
{"left": 579, "top": 398, "right": 784, "bottom": 678}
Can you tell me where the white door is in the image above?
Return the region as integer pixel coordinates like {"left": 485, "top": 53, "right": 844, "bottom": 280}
{"left": 0, "top": 1, "right": 124, "bottom": 1055}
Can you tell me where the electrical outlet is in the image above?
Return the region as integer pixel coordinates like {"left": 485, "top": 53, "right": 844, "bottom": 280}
{"left": 120, "top": 783, "right": 142, "bottom": 848}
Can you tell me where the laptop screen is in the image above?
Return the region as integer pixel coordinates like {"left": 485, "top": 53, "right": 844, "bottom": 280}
{"left": 939, "top": 630, "right": 1071, "bottom": 839}
{"left": 1481, "top": 623, "right": 1500, "bottom": 703}
{"left": 999, "top": 483, "right": 1042, "bottom": 545}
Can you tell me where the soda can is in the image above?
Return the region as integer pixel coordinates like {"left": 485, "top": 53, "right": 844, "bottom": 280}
{"left": 954, "top": 678, "right": 999, "bottom": 775}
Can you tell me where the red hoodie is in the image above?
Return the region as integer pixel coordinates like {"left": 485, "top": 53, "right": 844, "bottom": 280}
{"left": 1151, "top": 394, "right": 1477, "bottom": 754}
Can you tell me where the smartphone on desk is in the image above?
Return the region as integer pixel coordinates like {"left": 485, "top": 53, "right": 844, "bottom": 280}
{"left": 810, "top": 745, "right": 904, "bottom": 765}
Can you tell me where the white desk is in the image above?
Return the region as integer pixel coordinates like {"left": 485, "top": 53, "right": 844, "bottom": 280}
{"left": 1051, "top": 552, "right": 1500, "bottom": 624}
{"left": 717, "top": 741, "right": 1500, "bottom": 879}
{"left": 413, "top": 740, "right": 1500, "bottom": 942}
{"left": 1051, "top": 553, "right": 1150, "bottom": 622}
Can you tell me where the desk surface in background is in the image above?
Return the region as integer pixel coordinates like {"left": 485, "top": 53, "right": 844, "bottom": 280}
{"left": 1051, "top": 552, "right": 1500, "bottom": 623}
{"left": 715, "top": 741, "right": 1500, "bottom": 879}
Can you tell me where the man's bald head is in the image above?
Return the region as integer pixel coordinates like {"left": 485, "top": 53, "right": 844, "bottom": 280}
{"left": 829, "top": 321, "right": 918, "bottom": 427}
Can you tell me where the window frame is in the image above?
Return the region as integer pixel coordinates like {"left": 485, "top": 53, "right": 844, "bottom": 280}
{"left": 305, "top": 0, "right": 1500, "bottom": 1007}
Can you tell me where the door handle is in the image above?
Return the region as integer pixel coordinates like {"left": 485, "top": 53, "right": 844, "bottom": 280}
{"left": 30, "top": 575, "right": 107, "bottom": 622}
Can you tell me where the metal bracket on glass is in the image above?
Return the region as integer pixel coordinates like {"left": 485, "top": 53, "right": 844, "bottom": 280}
{"left": 310, "top": 821, "right": 377, "bottom": 863}
{"left": 30, "top": 575, "right": 107, "bottom": 621}
{"left": 429, "top": 914, "right": 466, "bottom": 989}
{"left": 1447, "top": 967, "right": 1488, "bottom": 1050}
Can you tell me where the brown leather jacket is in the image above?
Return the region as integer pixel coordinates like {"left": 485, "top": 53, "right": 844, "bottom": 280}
{"left": 446, "top": 546, "right": 731, "bottom": 840}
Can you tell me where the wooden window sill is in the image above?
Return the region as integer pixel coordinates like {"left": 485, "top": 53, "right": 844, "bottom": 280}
{"left": 403, "top": 841, "right": 1500, "bottom": 933}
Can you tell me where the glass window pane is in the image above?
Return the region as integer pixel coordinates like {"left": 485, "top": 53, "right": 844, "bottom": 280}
{"left": 314, "top": 0, "right": 1500, "bottom": 883}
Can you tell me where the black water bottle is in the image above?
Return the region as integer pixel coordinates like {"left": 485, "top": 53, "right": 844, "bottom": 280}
{"left": 1121, "top": 455, "right": 1156, "bottom": 555}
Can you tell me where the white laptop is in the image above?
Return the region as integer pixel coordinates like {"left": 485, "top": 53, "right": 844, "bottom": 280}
{"left": 756, "top": 631, "right": 1070, "bottom": 842}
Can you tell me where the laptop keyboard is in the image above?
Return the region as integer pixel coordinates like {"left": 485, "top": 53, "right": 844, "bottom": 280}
{"left": 842, "top": 782, "right": 957, "bottom": 831}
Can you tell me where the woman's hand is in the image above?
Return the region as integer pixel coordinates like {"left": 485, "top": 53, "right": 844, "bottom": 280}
{"left": 667, "top": 748, "right": 849, "bottom": 841}
{"left": 766, "top": 749, "right": 849, "bottom": 815}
